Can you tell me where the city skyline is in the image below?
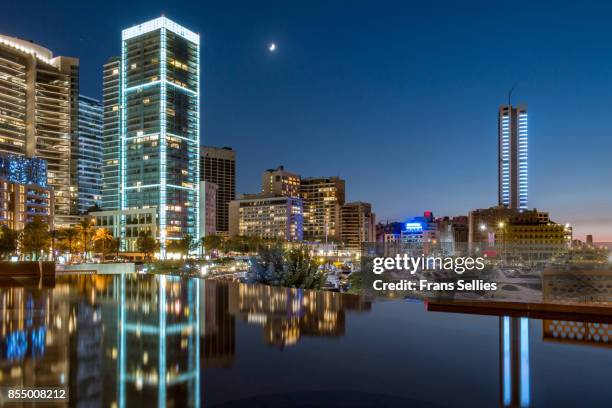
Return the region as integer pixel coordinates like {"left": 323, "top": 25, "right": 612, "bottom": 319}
{"left": 2, "top": 1, "right": 611, "bottom": 240}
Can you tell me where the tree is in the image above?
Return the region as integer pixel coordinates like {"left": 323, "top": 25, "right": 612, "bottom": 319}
{"left": 249, "top": 244, "right": 326, "bottom": 289}
{"left": 224, "top": 235, "right": 263, "bottom": 254}
{"left": 93, "top": 228, "right": 114, "bottom": 261}
{"left": 110, "top": 237, "right": 121, "bottom": 260}
{"left": 167, "top": 234, "right": 197, "bottom": 259}
{"left": 21, "top": 216, "right": 51, "bottom": 260}
{"left": 136, "top": 232, "right": 158, "bottom": 261}
{"left": 0, "top": 225, "right": 19, "bottom": 259}
{"left": 75, "top": 219, "right": 95, "bottom": 259}
{"left": 201, "top": 234, "right": 224, "bottom": 254}
{"left": 57, "top": 227, "right": 79, "bottom": 257}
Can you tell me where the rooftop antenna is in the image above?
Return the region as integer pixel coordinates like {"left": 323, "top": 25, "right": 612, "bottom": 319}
{"left": 507, "top": 84, "right": 517, "bottom": 106}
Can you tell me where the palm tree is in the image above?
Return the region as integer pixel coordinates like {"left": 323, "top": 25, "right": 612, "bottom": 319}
{"left": 75, "top": 219, "right": 95, "bottom": 260}
{"left": 93, "top": 228, "right": 113, "bottom": 262}
{"left": 58, "top": 227, "right": 79, "bottom": 261}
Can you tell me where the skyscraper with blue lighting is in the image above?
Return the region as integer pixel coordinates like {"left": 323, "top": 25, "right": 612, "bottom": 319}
{"left": 118, "top": 17, "right": 200, "bottom": 253}
{"left": 77, "top": 95, "right": 103, "bottom": 213}
{"left": 498, "top": 104, "right": 528, "bottom": 210}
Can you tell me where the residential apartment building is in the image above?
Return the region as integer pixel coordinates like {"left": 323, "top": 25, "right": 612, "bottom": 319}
{"left": 104, "top": 17, "right": 201, "bottom": 253}
{"left": 101, "top": 57, "right": 120, "bottom": 210}
{"left": 0, "top": 34, "right": 79, "bottom": 226}
{"left": 77, "top": 95, "right": 103, "bottom": 213}
{"left": 340, "top": 202, "right": 375, "bottom": 252}
{"left": 300, "top": 177, "right": 345, "bottom": 241}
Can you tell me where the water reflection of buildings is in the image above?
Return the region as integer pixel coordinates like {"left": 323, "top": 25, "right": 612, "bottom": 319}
{"left": 543, "top": 320, "right": 611, "bottom": 347}
{"left": 118, "top": 274, "right": 200, "bottom": 408}
{"left": 0, "top": 276, "right": 105, "bottom": 407}
{"left": 500, "top": 317, "right": 530, "bottom": 408}
{"left": 0, "top": 276, "right": 373, "bottom": 405}
{"left": 232, "top": 284, "right": 371, "bottom": 347}
{"left": 202, "top": 281, "right": 235, "bottom": 368}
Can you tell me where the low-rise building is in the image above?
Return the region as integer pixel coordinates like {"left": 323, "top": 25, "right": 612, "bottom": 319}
{"left": 91, "top": 208, "right": 157, "bottom": 252}
{"left": 228, "top": 194, "right": 303, "bottom": 241}
{"left": 0, "top": 156, "right": 54, "bottom": 229}
{"left": 468, "top": 205, "right": 571, "bottom": 262}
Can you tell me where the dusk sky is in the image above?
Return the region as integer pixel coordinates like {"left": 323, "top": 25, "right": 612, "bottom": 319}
{"left": 1, "top": 0, "right": 611, "bottom": 240}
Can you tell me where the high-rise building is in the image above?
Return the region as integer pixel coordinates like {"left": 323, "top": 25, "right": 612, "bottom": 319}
{"left": 262, "top": 165, "right": 300, "bottom": 198}
{"left": 101, "top": 57, "right": 120, "bottom": 210}
{"left": 0, "top": 35, "right": 79, "bottom": 226}
{"left": 115, "top": 17, "right": 200, "bottom": 252}
{"left": 200, "top": 180, "right": 217, "bottom": 237}
{"left": 200, "top": 146, "right": 235, "bottom": 234}
{"left": 300, "top": 177, "right": 345, "bottom": 241}
{"left": 77, "top": 95, "right": 103, "bottom": 213}
{"left": 340, "top": 202, "right": 375, "bottom": 252}
{"left": 228, "top": 194, "right": 303, "bottom": 241}
{"left": 498, "top": 104, "right": 528, "bottom": 210}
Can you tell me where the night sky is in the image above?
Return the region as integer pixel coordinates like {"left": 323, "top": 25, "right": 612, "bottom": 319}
{"left": 1, "top": 0, "right": 611, "bottom": 240}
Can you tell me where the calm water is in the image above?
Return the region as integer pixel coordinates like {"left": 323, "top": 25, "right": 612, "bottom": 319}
{"left": 0, "top": 273, "right": 611, "bottom": 407}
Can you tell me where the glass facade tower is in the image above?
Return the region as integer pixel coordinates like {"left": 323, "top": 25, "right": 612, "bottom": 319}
{"left": 102, "top": 57, "right": 121, "bottom": 210}
{"left": 77, "top": 95, "right": 103, "bottom": 213}
{"left": 498, "top": 105, "right": 528, "bottom": 210}
{"left": 120, "top": 17, "right": 200, "bottom": 252}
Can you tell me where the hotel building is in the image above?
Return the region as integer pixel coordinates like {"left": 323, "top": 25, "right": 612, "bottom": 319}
{"left": 200, "top": 146, "right": 235, "bottom": 234}
{"left": 0, "top": 35, "right": 78, "bottom": 226}
{"left": 498, "top": 104, "right": 528, "bottom": 210}
{"left": 300, "top": 176, "right": 345, "bottom": 241}
{"left": 76, "top": 95, "right": 103, "bottom": 213}
{"left": 228, "top": 194, "right": 303, "bottom": 241}
{"left": 104, "top": 17, "right": 201, "bottom": 253}
{"left": 262, "top": 165, "right": 300, "bottom": 198}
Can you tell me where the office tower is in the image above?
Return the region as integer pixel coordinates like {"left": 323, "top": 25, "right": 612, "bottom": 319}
{"left": 101, "top": 57, "right": 120, "bottom": 210}
{"left": 200, "top": 180, "right": 217, "bottom": 237}
{"left": 300, "top": 177, "right": 345, "bottom": 241}
{"left": 262, "top": 165, "right": 300, "bottom": 197}
{"left": 0, "top": 155, "right": 54, "bottom": 229}
{"left": 77, "top": 95, "right": 103, "bottom": 213}
{"left": 119, "top": 17, "right": 200, "bottom": 251}
{"left": 228, "top": 194, "right": 303, "bottom": 241}
{"left": 340, "top": 202, "right": 375, "bottom": 251}
{"left": 200, "top": 146, "right": 235, "bottom": 233}
{"left": 0, "top": 35, "right": 79, "bottom": 226}
{"left": 498, "top": 104, "right": 528, "bottom": 210}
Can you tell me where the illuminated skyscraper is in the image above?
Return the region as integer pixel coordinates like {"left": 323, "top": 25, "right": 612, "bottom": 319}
{"left": 498, "top": 104, "right": 528, "bottom": 210}
{"left": 101, "top": 57, "right": 121, "bottom": 210}
{"left": 0, "top": 34, "right": 79, "bottom": 226}
{"left": 118, "top": 17, "right": 200, "bottom": 252}
{"left": 77, "top": 95, "right": 103, "bottom": 213}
